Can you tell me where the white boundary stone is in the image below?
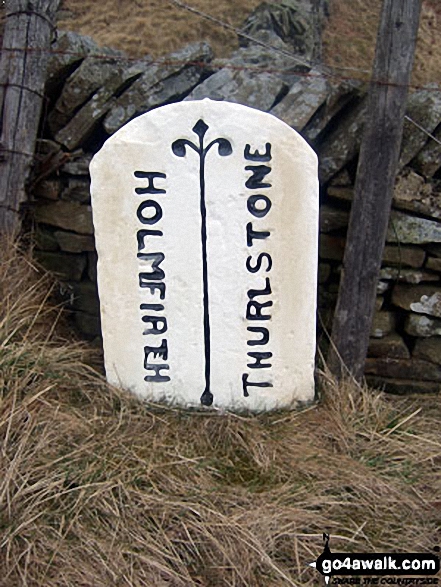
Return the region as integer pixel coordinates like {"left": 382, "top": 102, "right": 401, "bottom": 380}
{"left": 90, "top": 99, "right": 318, "bottom": 412}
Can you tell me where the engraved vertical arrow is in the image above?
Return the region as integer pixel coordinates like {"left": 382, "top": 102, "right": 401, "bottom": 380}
{"left": 172, "top": 119, "right": 232, "bottom": 406}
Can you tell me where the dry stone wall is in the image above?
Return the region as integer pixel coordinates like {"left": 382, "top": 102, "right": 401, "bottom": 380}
{"left": 31, "top": 27, "right": 441, "bottom": 394}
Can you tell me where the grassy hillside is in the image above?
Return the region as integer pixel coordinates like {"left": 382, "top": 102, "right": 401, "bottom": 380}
{"left": 1, "top": 3, "right": 440, "bottom": 584}
{"left": 55, "top": 0, "right": 441, "bottom": 87}
{"left": 1, "top": 1, "right": 439, "bottom": 86}
{"left": 324, "top": 0, "right": 441, "bottom": 86}
{"left": 1, "top": 239, "right": 440, "bottom": 585}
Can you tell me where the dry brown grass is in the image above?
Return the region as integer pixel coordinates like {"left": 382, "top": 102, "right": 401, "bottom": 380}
{"left": 1, "top": 238, "right": 441, "bottom": 586}
{"left": 54, "top": 0, "right": 441, "bottom": 88}
{"left": 57, "top": 0, "right": 262, "bottom": 60}
{"left": 1, "top": 0, "right": 439, "bottom": 88}
{"left": 322, "top": 0, "right": 441, "bottom": 87}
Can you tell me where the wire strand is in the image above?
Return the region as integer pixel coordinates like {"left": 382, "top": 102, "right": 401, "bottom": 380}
{"left": 404, "top": 115, "right": 441, "bottom": 147}
{"left": 0, "top": 147, "right": 36, "bottom": 158}
{"left": 1, "top": 45, "right": 440, "bottom": 94}
{"left": 0, "top": 82, "right": 46, "bottom": 100}
{"left": 2, "top": 1, "right": 440, "bottom": 149}
{"left": 169, "top": 0, "right": 315, "bottom": 71}
{"left": 5, "top": 9, "right": 57, "bottom": 35}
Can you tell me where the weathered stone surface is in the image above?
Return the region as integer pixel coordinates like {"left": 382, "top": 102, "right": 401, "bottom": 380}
{"left": 33, "top": 179, "right": 60, "bottom": 200}
{"left": 379, "top": 267, "right": 438, "bottom": 284}
{"left": 104, "top": 43, "right": 213, "bottom": 134}
{"left": 367, "top": 333, "right": 410, "bottom": 359}
{"left": 61, "top": 178, "right": 91, "bottom": 203}
{"left": 186, "top": 67, "right": 288, "bottom": 113}
{"left": 303, "top": 81, "right": 365, "bottom": 144}
{"left": 240, "top": 0, "right": 327, "bottom": 60}
{"left": 371, "top": 311, "right": 395, "bottom": 339}
{"left": 74, "top": 311, "right": 101, "bottom": 337}
{"left": 90, "top": 99, "right": 319, "bottom": 412}
{"left": 35, "top": 138, "right": 62, "bottom": 157}
{"left": 185, "top": 41, "right": 297, "bottom": 113}
{"left": 32, "top": 139, "right": 68, "bottom": 185}
{"left": 319, "top": 234, "right": 345, "bottom": 260}
{"left": 45, "top": 30, "right": 99, "bottom": 94}
{"left": 425, "top": 244, "right": 441, "bottom": 258}
{"left": 34, "top": 201, "right": 94, "bottom": 234}
{"left": 394, "top": 167, "right": 423, "bottom": 197}
{"left": 375, "top": 296, "right": 384, "bottom": 311}
{"left": 392, "top": 284, "right": 441, "bottom": 315}
{"left": 317, "top": 290, "right": 337, "bottom": 309}
{"left": 426, "top": 256, "right": 441, "bottom": 271}
{"left": 106, "top": 67, "right": 207, "bottom": 135}
{"left": 365, "top": 357, "right": 441, "bottom": 382}
{"left": 54, "top": 231, "right": 95, "bottom": 253}
{"left": 220, "top": 33, "right": 302, "bottom": 78}
{"left": 110, "top": 65, "right": 210, "bottom": 135}
{"left": 366, "top": 376, "right": 440, "bottom": 395}
{"left": 270, "top": 72, "right": 329, "bottom": 131}
{"left": 411, "top": 292, "right": 441, "bottom": 318}
{"left": 393, "top": 168, "right": 441, "bottom": 220}
{"left": 328, "top": 168, "right": 353, "bottom": 187}
{"left": 399, "top": 86, "right": 441, "bottom": 168}
{"left": 87, "top": 251, "right": 98, "bottom": 282}
{"left": 35, "top": 251, "right": 86, "bottom": 281}
{"left": 382, "top": 245, "right": 425, "bottom": 268}
{"left": 376, "top": 281, "right": 391, "bottom": 295}
{"left": 60, "top": 151, "right": 93, "bottom": 176}
{"left": 55, "top": 58, "right": 151, "bottom": 150}
{"left": 48, "top": 46, "right": 128, "bottom": 134}
{"left": 64, "top": 281, "right": 100, "bottom": 315}
{"left": 34, "top": 227, "right": 59, "bottom": 252}
{"left": 326, "top": 185, "right": 353, "bottom": 201}
{"left": 319, "top": 205, "right": 349, "bottom": 233}
{"left": 413, "top": 125, "right": 441, "bottom": 178}
{"left": 317, "top": 98, "right": 367, "bottom": 183}
{"left": 387, "top": 211, "right": 441, "bottom": 244}
{"left": 405, "top": 313, "right": 441, "bottom": 337}
{"left": 413, "top": 338, "right": 441, "bottom": 365}
{"left": 318, "top": 263, "right": 331, "bottom": 284}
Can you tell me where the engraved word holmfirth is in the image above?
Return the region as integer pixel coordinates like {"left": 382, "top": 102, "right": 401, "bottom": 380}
{"left": 90, "top": 99, "right": 318, "bottom": 412}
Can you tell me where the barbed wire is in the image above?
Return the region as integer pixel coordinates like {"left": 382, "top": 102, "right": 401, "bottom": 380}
{"left": 1, "top": 1, "right": 440, "bottom": 148}
{"left": 404, "top": 115, "right": 441, "bottom": 147}
{"left": 169, "top": 0, "right": 374, "bottom": 76}
{"left": 0, "top": 81, "right": 46, "bottom": 99}
{"left": 5, "top": 9, "right": 57, "bottom": 34}
{"left": 1, "top": 0, "right": 440, "bottom": 90}
{"left": 167, "top": 0, "right": 441, "bottom": 136}
{"left": 1, "top": 50, "right": 440, "bottom": 148}
{"left": 1, "top": 45, "right": 441, "bottom": 95}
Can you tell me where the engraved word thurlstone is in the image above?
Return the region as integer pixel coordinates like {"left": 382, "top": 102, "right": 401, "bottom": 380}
{"left": 90, "top": 99, "right": 319, "bottom": 412}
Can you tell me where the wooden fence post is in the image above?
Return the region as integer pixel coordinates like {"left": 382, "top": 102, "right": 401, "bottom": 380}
{"left": 0, "top": 0, "right": 60, "bottom": 235}
{"left": 328, "top": 0, "right": 422, "bottom": 380}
